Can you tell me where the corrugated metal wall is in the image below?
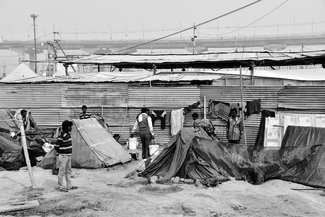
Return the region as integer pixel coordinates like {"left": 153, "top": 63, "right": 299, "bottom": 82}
{"left": 201, "top": 86, "right": 282, "bottom": 146}
{"left": 128, "top": 86, "right": 201, "bottom": 144}
{"left": 278, "top": 86, "right": 325, "bottom": 110}
{"left": 3, "top": 83, "right": 325, "bottom": 147}
{"left": 61, "top": 83, "right": 128, "bottom": 107}
{"left": 0, "top": 84, "right": 61, "bottom": 108}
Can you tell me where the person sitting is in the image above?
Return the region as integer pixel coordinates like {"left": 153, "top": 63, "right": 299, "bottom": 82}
{"left": 192, "top": 112, "right": 200, "bottom": 129}
{"left": 113, "top": 134, "right": 121, "bottom": 143}
{"left": 79, "top": 105, "right": 92, "bottom": 119}
{"left": 18, "top": 109, "right": 38, "bottom": 131}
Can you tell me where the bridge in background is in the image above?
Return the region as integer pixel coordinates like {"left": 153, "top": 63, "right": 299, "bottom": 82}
{"left": 1, "top": 34, "right": 325, "bottom": 71}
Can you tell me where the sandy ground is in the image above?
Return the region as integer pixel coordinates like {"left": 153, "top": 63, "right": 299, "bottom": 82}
{"left": 1, "top": 159, "right": 325, "bottom": 217}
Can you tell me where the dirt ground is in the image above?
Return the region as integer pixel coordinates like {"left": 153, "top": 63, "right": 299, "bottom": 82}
{"left": 1, "top": 159, "right": 325, "bottom": 217}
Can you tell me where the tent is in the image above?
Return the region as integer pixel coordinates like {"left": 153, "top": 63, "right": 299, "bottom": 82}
{"left": 140, "top": 126, "right": 325, "bottom": 187}
{"left": 1, "top": 63, "right": 38, "bottom": 82}
{"left": 41, "top": 118, "right": 131, "bottom": 169}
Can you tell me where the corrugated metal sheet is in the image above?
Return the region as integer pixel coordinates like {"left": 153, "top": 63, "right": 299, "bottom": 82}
{"left": 278, "top": 86, "right": 325, "bottom": 110}
{"left": 128, "top": 86, "right": 200, "bottom": 107}
{"left": 201, "top": 86, "right": 277, "bottom": 146}
{"left": 140, "top": 73, "right": 223, "bottom": 82}
{"left": 0, "top": 83, "right": 61, "bottom": 108}
{"left": 61, "top": 83, "right": 128, "bottom": 107}
{"left": 61, "top": 50, "right": 325, "bottom": 68}
{"left": 211, "top": 113, "right": 261, "bottom": 146}
{"left": 69, "top": 107, "right": 129, "bottom": 126}
{"left": 201, "top": 86, "right": 282, "bottom": 109}
{"left": 129, "top": 107, "right": 202, "bottom": 145}
{"left": 32, "top": 108, "right": 71, "bottom": 127}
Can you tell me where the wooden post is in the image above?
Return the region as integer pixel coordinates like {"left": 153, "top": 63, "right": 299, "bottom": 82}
{"left": 240, "top": 66, "right": 247, "bottom": 147}
{"left": 204, "top": 94, "right": 206, "bottom": 119}
{"left": 17, "top": 115, "right": 36, "bottom": 188}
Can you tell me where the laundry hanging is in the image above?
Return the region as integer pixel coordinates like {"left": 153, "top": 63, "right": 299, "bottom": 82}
{"left": 246, "top": 99, "right": 261, "bottom": 116}
{"left": 170, "top": 108, "right": 184, "bottom": 136}
{"left": 151, "top": 110, "right": 167, "bottom": 130}
{"left": 208, "top": 100, "right": 230, "bottom": 121}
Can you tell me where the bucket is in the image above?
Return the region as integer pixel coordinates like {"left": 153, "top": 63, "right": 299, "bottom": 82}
{"left": 149, "top": 145, "right": 159, "bottom": 156}
{"left": 128, "top": 138, "right": 138, "bottom": 150}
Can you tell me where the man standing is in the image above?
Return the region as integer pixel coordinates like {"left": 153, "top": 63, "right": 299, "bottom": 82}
{"left": 79, "top": 105, "right": 91, "bottom": 119}
{"left": 132, "top": 107, "right": 154, "bottom": 159}
{"left": 55, "top": 120, "right": 77, "bottom": 192}
{"left": 227, "top": 108, "right": 243, "bottom": 144}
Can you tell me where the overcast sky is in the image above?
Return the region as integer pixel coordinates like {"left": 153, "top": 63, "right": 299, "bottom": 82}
{"left": 1, "top": 0, "right": 325, "bottom": 41}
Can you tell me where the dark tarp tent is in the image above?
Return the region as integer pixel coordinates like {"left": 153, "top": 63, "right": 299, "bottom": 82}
{"left": 140, "top": 126, "right": 325, "bottom": 187}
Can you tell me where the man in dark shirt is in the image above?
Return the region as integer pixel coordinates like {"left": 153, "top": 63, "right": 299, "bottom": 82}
{"left": 132, "top": 107, "right": 154, "bottom": 159}
{"left": 55, "top": 120, "right": 77, "bottom": 192}
{"left": 79, "top": 105, "right": 91, "bottom": 119}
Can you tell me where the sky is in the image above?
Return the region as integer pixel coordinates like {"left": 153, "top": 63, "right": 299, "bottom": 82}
{"left": 0, "top": 0, "right": 325, "bottom": 75}
{"left": 0, "top": 0, "right": 325, "bottom": 41}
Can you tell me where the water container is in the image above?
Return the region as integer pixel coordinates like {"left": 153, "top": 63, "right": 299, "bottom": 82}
{"left": 149, "top": 145, "right": 159, "bottom": 156}
{"left": 128, "top": 137, "right": 138, "bottom": 150}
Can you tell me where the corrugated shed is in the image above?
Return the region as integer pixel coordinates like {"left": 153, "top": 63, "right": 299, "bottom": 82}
{"left": 128, "top": 86, "right": 200, "bottom": 107}
{"left": 129, "top": 108, "right": 202, "bottom": 145}
{"left": 61, "top": 83, "right": 128, "bottom": 107}
{"left": 0, "top": 84, "right": 61, "bottom": 109}
{"left": 31, "top": 108, "right": 71, "bottom": 127}
{"left": 211, "top": 114, "right": 261, "bottom": 146}
{"left": 201, "top": 86, "right": 282, "bottom": 109}
{"left": 278, "top": 86, "right": 325, "bottom": 110}
{"left": 201, "top": 86, "right": 278, "bottom": 146}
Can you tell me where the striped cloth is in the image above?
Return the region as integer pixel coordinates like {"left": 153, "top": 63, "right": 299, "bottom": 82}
{"left": 79, "top": 112, "right": 92, "bottom": 119}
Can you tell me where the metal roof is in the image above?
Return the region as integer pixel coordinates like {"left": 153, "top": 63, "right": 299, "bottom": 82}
{"left": 60, "top": 50, "right": 325, "bottom": 69}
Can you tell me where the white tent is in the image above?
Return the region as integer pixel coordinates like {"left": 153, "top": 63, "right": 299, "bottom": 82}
{"left": 1, "top": 63, "right": 38, "bottom": 82}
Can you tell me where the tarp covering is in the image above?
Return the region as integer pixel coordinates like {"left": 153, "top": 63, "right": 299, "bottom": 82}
{"left": 140, "top": 126, "right": 325, "bottom": 187}
{"left": 1, "top": 63, "right": 38, "bottom": 82}
{"left": 60, "top": 50, "right": 325, "bottom": 69}
{"left": 71, "top": 118, "right": 131, "bottom": 168}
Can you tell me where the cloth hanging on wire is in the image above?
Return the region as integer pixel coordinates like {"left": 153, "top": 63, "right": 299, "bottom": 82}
{"left": 151, "top": 110, "right": 167, "bottom": 130}
{"left": 246, "top": 99, "right": 261, "bottom": 116}
{"left": 170, "top": 108, "right": 184, "bottom": 136}
{"left": 183, "top": 101, "right": 201, "bottom": 113}
{"left": 208, "top": 100, "right": 230, "bottom": 121}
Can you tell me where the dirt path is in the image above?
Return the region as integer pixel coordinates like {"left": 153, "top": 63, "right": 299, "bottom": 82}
{"left": 1, "top": 161, "right": 325, "bottom": 217}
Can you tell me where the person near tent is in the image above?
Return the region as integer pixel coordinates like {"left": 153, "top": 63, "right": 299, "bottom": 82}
{"left": 79, "top": 105, "right": 92, "bottom": 119}
{"left": 15, "top": 109, "right": 38, "bottom": 131}
{"left": 227, "top": 108, "right": 243, "bottom": 144}
{"left": 55, "top": 120, "right": 78, "bottom": 192}
{"left": 192, "top": 113, "right": 200, "bottom": 129}
{"left": 131, "top": 107, "right": 155, "bottom": 159}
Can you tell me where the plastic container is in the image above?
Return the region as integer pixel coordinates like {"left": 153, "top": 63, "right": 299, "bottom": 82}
{"left": 128, "top": 137, "right": 138, "bottom": 150}
{"left": 149, "top": 145, "right": 159, "bottom": 156}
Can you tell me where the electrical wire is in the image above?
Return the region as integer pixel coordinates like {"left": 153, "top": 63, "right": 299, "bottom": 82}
{"left": 112, "top": 0, "right": 263, "bottom": 54}
{"left": 214, "top": 0, "right": 288, "bottom": 36}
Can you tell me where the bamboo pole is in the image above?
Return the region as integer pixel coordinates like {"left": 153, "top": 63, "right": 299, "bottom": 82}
{"left": 240, "top": 66, "right": 247, "bottom": 147}
{"left": 204, "top": 94, "right": 206, "bottom": 119}
{"left": 17, "top": 115, "right": 36, "bottom": 188}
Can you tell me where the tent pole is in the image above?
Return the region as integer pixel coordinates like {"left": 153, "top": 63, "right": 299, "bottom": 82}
{"left": 240, "top": 66, "right": 247, "bottom": 147}
{"left": 204, "top": 94, "right": 206, "bottom": 119}
{"left": 17, "top": 115, "right": 36, "bottom": 189}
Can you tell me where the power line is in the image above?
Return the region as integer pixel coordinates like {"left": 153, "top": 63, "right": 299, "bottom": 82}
{"left": 215, "top": 0, "right": 288, "bottom": 36}
{"left": 112, "top": 0, "right": 263, "bottom": 54}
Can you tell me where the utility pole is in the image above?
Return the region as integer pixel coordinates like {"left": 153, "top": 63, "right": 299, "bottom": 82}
{"left": 191, "top": 23, "right": 197, "bottom": 54}
{"left": 30, "top": 14, "right": 38, "bottom": 73}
